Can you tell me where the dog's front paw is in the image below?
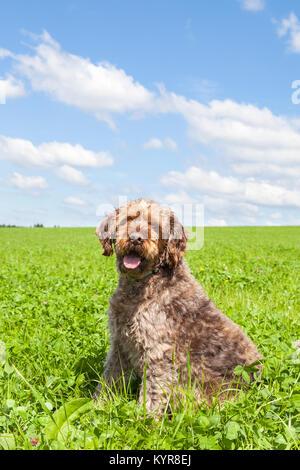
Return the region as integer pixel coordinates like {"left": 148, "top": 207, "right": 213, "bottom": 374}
{"left": 138, "top": 390, "right": 166, "bottom": 417}
{"left": 93, "top": 382, "right": 103, "bottom": 401}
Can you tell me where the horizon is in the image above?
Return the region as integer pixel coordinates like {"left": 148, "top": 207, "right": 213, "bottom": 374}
{"left": 1, "top": 224, "right": 299, "bottom": 229}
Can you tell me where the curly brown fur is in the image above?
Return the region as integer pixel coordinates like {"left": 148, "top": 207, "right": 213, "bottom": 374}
{"left": 94, "top": 198, "right": 262, "bottom": 414}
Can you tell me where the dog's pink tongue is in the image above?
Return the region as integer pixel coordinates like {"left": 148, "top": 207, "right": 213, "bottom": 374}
{"left": 123, "top": 255, "right": 141, "bottom": 269}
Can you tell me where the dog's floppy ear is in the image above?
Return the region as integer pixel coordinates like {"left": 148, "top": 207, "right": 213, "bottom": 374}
{"left": 163, "top": 213, "right": 187, "bottom": 271}
{"left": 95, "top": 211, "right": 117, "bottom": 256}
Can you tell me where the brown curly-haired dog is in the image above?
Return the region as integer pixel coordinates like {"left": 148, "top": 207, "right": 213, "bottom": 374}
{"left": 94, "top": 198, "right": 261, "bottom": 414}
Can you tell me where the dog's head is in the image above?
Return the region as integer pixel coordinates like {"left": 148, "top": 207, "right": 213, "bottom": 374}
{"left": 96, "top": 198, "right": 187, "bottom": 279}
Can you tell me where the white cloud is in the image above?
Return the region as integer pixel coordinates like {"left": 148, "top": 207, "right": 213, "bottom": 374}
{"left": 158, "top": 94, "right": 300, "bottom": 166}
{"left": 277, "top": 12, "right": 300, "bottom": 53}
{"left": 161, "top": 166, "right": 300, "bottom": 208}
{"left": 162, "top": 192, "right": 260, "bottom": 226}
{"left": 206, "top": 218, "right": 228, "bottom": 227}
{"left": 164, "top": 138, "right": 178, "bottom": 152}
{"left": 143, "top": 137, "right": 178, "bottom": 151}
{"left": 184, "top": 78, "right": 218, "bottom": 101}
{"left": 155, "top": 91, "right": 300, "bottom": 193}
{"left": 0, "top": 48, "right": 25, "bottom": 103}
{"left": 143, "top": 138, "right": 163, "bottom": 150}
{"left": 120, "top": 184, "right": 142, "bottom": 195}
{"left": 0, "top": 135, "right": 113, "bottom": 169}
{"left": 3, "top": 31, "right": 300, "bottom": 175}
{"left": 5, "top": 32, "right": 300, "bottom": 178}
{"left": 164, "top": 191, "right": 198, "bottom": 205}
{"left": 271, "top": 212, "right": 282, "bottom": 219}
{"left": 10, "top": 31, "right": 154, "bottom": 127}
{"left": 13, "top": 208, "right": 46, "bottom": 220}
{"left": 162, "top": 167, "right": 243, "bottom": 195}
{"left": 203, "top": 195, "right": 259, "bottom": 216}
{"left": 9, "top": 172, "right": 48, "bottom": 191}
{"left": 239, "top": 0, "right": 265, "bottom": 12}
{"left": 2, "top": 30, "right": 299, "bottom": 225}
{"left": 243, "top": 180, "right": 300, "bottom": 207}
{"left": 266, "top": 221, "right": 281, "bottom": 226}
{"left": 56, "top": 165, "right": 89, "bottom": 186}
{"left": 64, "top": 196, "right": 86, "bottom": 206}
{"left": 0, "top": 48, "right": 12, "bottom": 59}
{"left": 0, "top": 76, "right": 25, "bottom": 103}
{"left": 232, "top": 162, "right": 300, "bottom": 179}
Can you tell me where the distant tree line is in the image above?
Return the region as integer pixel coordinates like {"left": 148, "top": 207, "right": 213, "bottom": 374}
{"left": 0, "top": 224, "right": 45, "bottom": 228}
{"left": 0, "top": 224, "right": 64, "bottom": 228}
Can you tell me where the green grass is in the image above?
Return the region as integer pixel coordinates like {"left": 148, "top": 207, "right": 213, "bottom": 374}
{"left": 0, "top": 226, "right": 299, "bottom": 450}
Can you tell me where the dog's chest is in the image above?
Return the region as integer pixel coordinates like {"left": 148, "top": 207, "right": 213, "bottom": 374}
{"left": 110, "top": 295, "right": 168, "bottom": 372}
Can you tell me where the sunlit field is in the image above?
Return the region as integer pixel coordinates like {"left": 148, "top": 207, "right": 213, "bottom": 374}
{"left": 0, "top": 226, "right": 299, "bottom": 450}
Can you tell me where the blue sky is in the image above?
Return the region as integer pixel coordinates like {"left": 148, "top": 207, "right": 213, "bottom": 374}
{"left": 1, "top": 0, "right": 300, "bottom": 227}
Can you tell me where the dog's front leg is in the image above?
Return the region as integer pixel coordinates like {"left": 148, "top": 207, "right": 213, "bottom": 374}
{"left": 94, "top": 342, "right": 131, "bottom": 399}
{"left": 138, "top": 363, "right": 173, "bottom": 416}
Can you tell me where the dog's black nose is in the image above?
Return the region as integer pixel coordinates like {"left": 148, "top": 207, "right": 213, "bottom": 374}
{"left": 130, "top": 232, "right": 142, "bottom": 244}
